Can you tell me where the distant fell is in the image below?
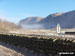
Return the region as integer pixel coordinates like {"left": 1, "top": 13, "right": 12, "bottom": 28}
{"left": 19, "top": 16, "right": 43, "bottom": 25}
{"left": 19, "top": 10, "right": 75, "bottom": 29}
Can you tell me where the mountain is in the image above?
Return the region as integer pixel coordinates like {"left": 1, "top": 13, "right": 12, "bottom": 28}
{"left": 39, "top": 10, "right": 75, "bottom": 29}
{"left": 19, "top": 10, "right": 75, "bottom": 29}
{"left": 19, "top": 17, "right": 43, "bottom": 29}
{"left": 19, "top": 16, "right": 43, "bottom": 25}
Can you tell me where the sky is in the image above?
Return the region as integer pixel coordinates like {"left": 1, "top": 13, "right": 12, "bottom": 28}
{"left": 0, "top": 0, "right": 75, "bottom": 23}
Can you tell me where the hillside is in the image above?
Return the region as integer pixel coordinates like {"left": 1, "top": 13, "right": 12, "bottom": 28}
{"left": 19, "top": 17, "right": 43, "bottom": 29}
{"left": 19, "top": 16, "right": 43, "bottom": 25}
{"left": 0, "top": 19, "right": 21, "bottom": 32}
{"left": 39, "top": 10, "right": 75, "bottom": 29}
{"left": 19, "top": 10, "right": 75, "bottom": 29}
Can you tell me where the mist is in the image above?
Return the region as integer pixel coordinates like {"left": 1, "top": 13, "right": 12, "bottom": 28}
{"left": 21, "top": 24, "right": 43, "bottom": 29}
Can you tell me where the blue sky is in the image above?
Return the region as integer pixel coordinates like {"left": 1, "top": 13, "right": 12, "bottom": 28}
{"left": 0, "top": 0, "right": 75, "bottom": 23}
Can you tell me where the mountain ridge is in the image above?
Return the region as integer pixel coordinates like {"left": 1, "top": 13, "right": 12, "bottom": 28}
{"left": 19, "top": 10, "right": 75, "bottom": 29}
